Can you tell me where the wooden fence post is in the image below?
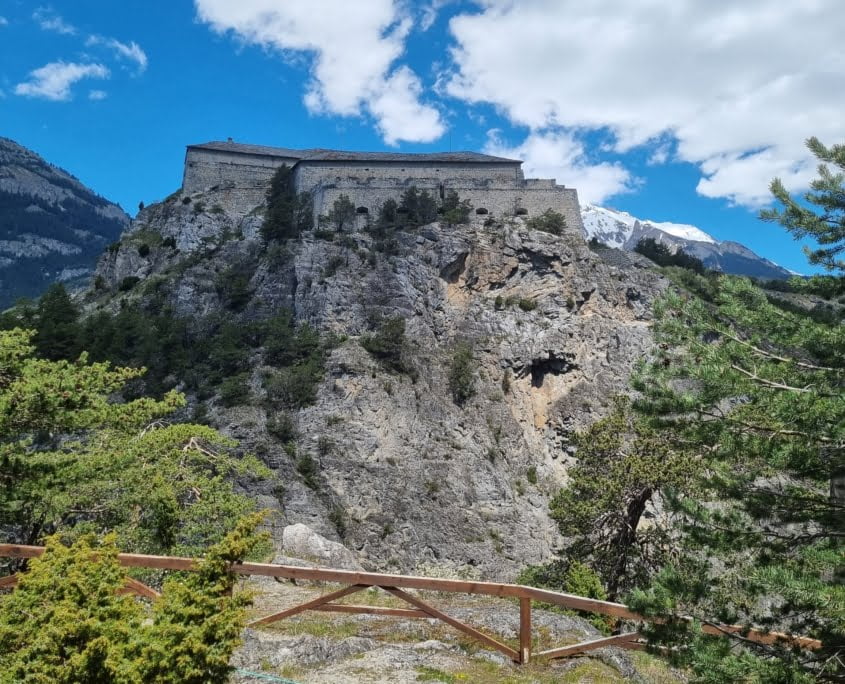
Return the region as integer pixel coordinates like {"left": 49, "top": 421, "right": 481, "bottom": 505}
{"left": 519, "top": 597, "right": 531, "bottom": 664}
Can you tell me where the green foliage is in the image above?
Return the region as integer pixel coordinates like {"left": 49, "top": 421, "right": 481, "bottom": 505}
{"left": 375, "top": 198, "right": 399, "bottom": 235}
{"left": 441, "top": 189, "right": 472, "bottom": 225}
{"left": 360, "top": 316, "right": 411, "bottom": 374}
{"left": 625, "top": 147, "right": 845, "bottom": 681}
{"left": 547, "top": 400, "right": 697, "bottom": 598}
{"left": 119, "top": 276, "right": 141, "bottom": 291}
{"left": 32, "top": 284, "right": 80, "bottom": 360}
{"left": 0, "top": 515, "right": 265, "bottom": 683}
{"left": 526, "top": 208, "right": 568, "bottom": 235}
{"left": 218, "top": 373, "right": 250, "bottom": 406}
{"left": 138, "top": 243, "right": 151, "bottom": 257}
{"left": 295, "top": 452, "right": 319, "bottom": 489}
{"left": 266, "top": 412, "right": 297, "bottom": 442}
{"left": 0, "top": 329, "right": 269, "bottom": 559}
{"left": 635, "top": 237, "right": 707, "bottom": 274}
{"left": 328, "top": 194, "right": 356, "bottom": 231}
{"left": 760, "top": 137, "right": 845, "bottom": 272}
{"left": 260, "top": 165, "right": 313, "bottom": 242}
{"left": 517, "top": 298, "right": 537, "bottom": 311}
{"left": 525, "top": 465, "right": 538, "bottom": 485}
{"left": 398, "top": 186, "right": 437, "bottom": 226}
{"left": 215, "top": 258, "right": 256, "bottom": 311}
{"left": 448, "top": 341, "right": 476, "bottom": 405}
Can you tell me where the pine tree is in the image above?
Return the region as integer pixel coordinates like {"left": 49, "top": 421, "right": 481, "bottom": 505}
{"left": 627, "top": 139, "right": 845, "bottom": 681}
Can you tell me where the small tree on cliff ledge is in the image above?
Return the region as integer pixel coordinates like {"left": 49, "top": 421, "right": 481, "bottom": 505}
{"left": 261, "top": 165, "right": 312, "bottom": 241}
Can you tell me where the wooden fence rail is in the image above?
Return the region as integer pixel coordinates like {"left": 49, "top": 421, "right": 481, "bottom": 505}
{"left": 0, "top": 543, "right": 821, "bottom": 665}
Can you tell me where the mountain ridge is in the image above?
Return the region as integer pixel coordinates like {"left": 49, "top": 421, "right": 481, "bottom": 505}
{"left": 581, "top": 203, "right": 793, "bottom": 279}
{"left": 0, "top": 137, "right": 129, "bottom": 308}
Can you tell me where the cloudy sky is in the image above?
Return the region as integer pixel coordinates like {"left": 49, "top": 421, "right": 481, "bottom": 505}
{"left": 1, "top": 1, "right": 842, "bottom": 273}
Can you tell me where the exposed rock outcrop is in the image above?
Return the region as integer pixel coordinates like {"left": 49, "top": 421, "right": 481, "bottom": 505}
{"left": 90, "top": 188, "right": 667, "bottom": 579}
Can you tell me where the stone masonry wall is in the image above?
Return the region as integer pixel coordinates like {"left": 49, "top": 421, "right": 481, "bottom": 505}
{"left": 181, "top": 147, "right": 584, "bottom": 233}
{"left": 183, "top": 148, "right": 298, "bottom": 195}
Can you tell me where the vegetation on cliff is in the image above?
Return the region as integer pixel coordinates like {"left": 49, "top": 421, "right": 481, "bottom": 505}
{"left": 531, "top": 138, "right": 845, "bottom": 681}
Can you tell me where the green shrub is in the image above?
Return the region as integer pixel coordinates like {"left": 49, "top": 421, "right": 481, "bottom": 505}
{"left": 526, "top": 465, "right": 538, "bottom": 484}
{"left": 215, "top": 260, "right": 256, "bottom": 311}
{"left": 94, "top": 275, "right": 106, "bottom": 290}
{"left": 634, "top": 237, "right": 707, "bottom": 274}
{"left": 261, "top": 166, "right": 313, "bottom": 241}
{"left": 119, "top": 276, "right": 141, "bottom": 291}
{"left": 162, "top": 236, "right": 177, "bottom": 249}
{"left": 398, "top": 186, "right": 437, "bottom": 226}
{"left": 211, "top": 204, "right": 225, "bottom": 214}
{"left": 313, "top": 228, "right": 335, "bottom": 241}
{"left": 361, "top": 316, "right": 409, "bottom": 374}
{"left": 219, "top": 373, "right": 250, "bottom": 406}
{"left": 518, "top": 298, "right": 537, "bottom": 311}
{"left": 322, "top": 255, "right": 345, "bottom": 278}
{"left": 448, "top": 342, "right": 476, "bottom": 405}
{"left": 296, "top": 452, "right": 319, "bottom": 489}
{"left": 267, "top": 413, "right": 297, "bottom": 442}
{"left": 328, "top": 194, "right": 356, "bottom": 231}
{"left": 138, "top": 243, "right": 151, "bottom": 257}
{"left": 527, "top": 209, "right": 568, "bottom": 235}
{"left": 264, "top": 361, "right": 323, "bottom": 409}
{"left": 441, "top": 189, "right": 472, "bottom": 225}
{"left": 328, "top": 506, "right": 347, "bottom": 537}
{"left": 181, "top": 196, "right": 192, "bottom": 205}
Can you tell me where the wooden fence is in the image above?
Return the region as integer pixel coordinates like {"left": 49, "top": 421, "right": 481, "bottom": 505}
{"left": 0, "top": 543, "right": 821, "bottom": 665}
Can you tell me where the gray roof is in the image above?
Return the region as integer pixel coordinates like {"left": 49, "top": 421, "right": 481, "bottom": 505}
{"left": 188, "top": 141, "right": 521, "bottom": 165}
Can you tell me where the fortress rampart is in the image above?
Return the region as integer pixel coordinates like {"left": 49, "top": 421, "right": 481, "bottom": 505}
{"left": 181, "top": 141, "right": 585, "bottom": 233}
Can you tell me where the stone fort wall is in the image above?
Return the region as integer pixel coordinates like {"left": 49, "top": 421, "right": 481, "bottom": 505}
{"left": 181, "top": 147, "right": 585, "bottom": 233}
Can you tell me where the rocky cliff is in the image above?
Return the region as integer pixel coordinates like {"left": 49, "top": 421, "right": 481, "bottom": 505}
{"left": 0, "top": 137, "right": 129, "bottom": 308}
{"left": 90, "top": 188, "right": 666, "bottom": 580}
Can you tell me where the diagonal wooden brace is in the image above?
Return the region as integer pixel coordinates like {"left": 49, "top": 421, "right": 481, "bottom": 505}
{"left": 248, "top": 584, "right": 368, "bottom": 627}
{"left": 536, "top": 632, "right": 642, "bottom": 660}
{"left": 381, "top": 586, "right": 519, "bottom": 662}
{"left": 0, "top": 574, "right": 19, "bottom": 590}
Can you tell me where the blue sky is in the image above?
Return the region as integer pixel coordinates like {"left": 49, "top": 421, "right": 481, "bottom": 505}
{"left": 1, "top": 1, "right": 842, "bottom": 274}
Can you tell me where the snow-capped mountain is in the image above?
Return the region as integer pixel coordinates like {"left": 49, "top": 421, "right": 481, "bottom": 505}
{"left": 580, "top": 204, "right": 792, "bottom": 279}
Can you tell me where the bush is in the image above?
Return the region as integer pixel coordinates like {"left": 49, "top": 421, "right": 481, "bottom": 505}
{"left": 328, "top": 194, "right": 356, "bottom": 231}
{"left": 448, "top": 342, "right": 476, "bottom": 405}
{"left": 296, "top": 452, "right": 319, "bottom": 489}
{"left": 518, "top": 298, "right": 537, "bottom": 311}
{"left": 634, "top": 237, "right": 706, "bottom": 274}
{"left": 267, "top": 412, "right": 297, "bottom": 443}
{"left": 441, "top": 189, "right": 473, "bottom": 225}
{"left": 119, "top": 276, "right": 141, "bottom": 291}
{"left": 322, "top": 255, "right": 345, "bottom": 278}
{"left": 264, "top": 361, "right": 323, "bottom": 409}
{"left": 526, "top": 465, "right": 538, "bottom": 484}
{"left": 193, "top": 201, "right": 206, "bottom": 214}
{"left": 219, "top": 373, "right": 250, "bottom": 406}
{"left": 138, "top": 243, "right": 151, "bottom": 257}
{"left": 162, "top": 236, "right": 177, "bottom": 249}
{"left": 361, "top": 317, "right": 408, "bottom": 373}
{"left": 399, "top": 186, "right": 437, "bottom": 226}
{"left": 215, "top": 260, "right": 256, "bottom": 311}
{"left": 527, "top": 209, "right": 567, "bottom": 235}
{"left": 94, "top": 275, "right": 106, "bottom": 290}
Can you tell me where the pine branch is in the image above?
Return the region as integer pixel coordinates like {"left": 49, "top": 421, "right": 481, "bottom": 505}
{"left": 721, "top": 332, "right": 840, "bottom": 373}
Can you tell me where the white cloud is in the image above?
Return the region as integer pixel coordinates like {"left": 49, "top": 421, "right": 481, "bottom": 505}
{"left": 33, "top": 7, "right": 76, "bottom": 34}
{"left": 0, "top": 16, "right": 8, "bottom": 26}
{"left": 446, "top": 1, "right": 845, "bottom": 207}
{"left": 87, "top": 35, "right": 148, "bottom": 74}
{"left": 420, "top": 0, "right": 455, "bottom": 31}
{"left": 485, "top": 129, "right": 635, "bottom": 205}
{"left": 88, "top": 89, "right": 107, "bottom": 100}
{"left": 194, "top": 0, "right": 445, "bottom": 145}
{"left": 15, "top": 61, "right": 109, "bottom": 101}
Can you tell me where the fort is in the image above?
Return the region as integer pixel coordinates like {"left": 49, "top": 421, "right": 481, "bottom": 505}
{"left": 182, "top": 140, "right": 584, "bottom": 231}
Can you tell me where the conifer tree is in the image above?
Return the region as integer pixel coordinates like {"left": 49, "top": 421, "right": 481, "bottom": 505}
{"left": 627, "top": 138, "right": 844, "bottom": 681}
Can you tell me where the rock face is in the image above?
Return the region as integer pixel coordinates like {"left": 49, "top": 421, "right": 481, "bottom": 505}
{"left": 90, "top": 188, "right": 666, "bottom": 579}
{"left": 280, "top": 524, "right": 364, "bottom": 571}
{"left": 0, "top": 137, "right": 129, "bottom": 308}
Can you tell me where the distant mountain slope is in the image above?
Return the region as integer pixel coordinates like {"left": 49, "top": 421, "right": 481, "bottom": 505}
{"left": 581, "top": 204, "right": 792, "bottom": 279}
{"left": 0, "top": 137, "right": 129, "bottom": 308}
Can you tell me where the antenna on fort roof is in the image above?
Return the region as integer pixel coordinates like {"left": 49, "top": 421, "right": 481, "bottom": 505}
{"left": 449, "top": 132, "right": 452, "bottom": 152}
{"left": 227, "top": 137, "right": 233, "bottom": 142}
